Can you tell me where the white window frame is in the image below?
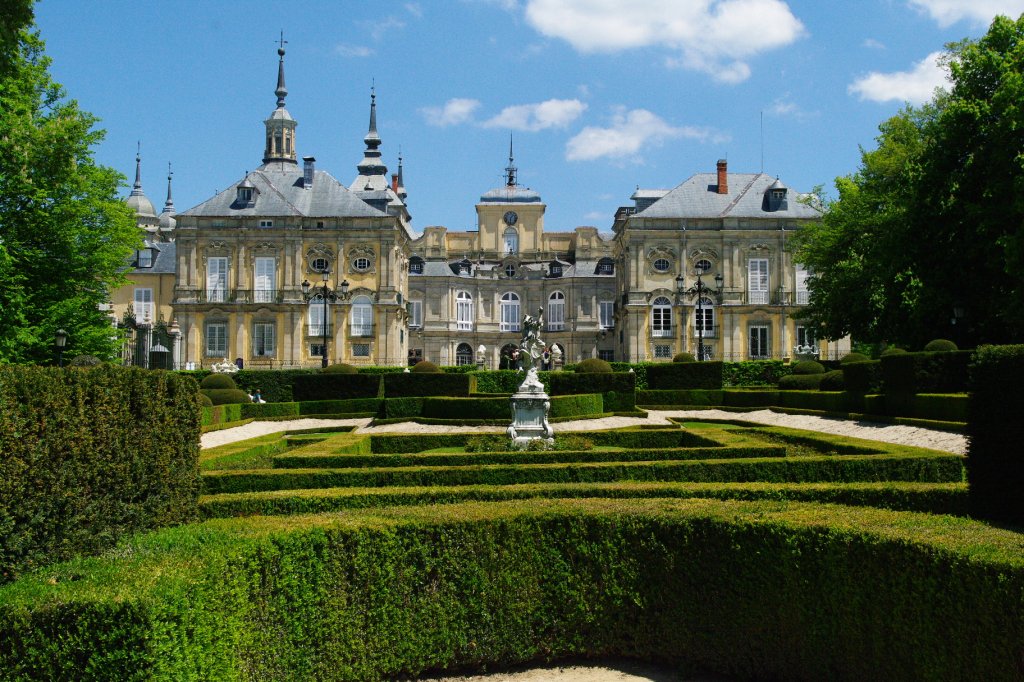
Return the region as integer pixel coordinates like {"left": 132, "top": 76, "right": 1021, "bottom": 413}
{"left": 205, "top": 322, "right": 227, "bottom": 357}
{"left": 653, "top": 258, "right": 671, "bottom": 272}
{"left": 409, "top": 258, "right": 424, "bottom": 274}
{"left": 456, "top": 291, "right": 473, "bottom": 331}
{"left": 748, "top": 258, "right": 769, "bottom": 305}
{"left": 547, "top": 291, "right": 565, "bottom": 331}
{"left": 694, "top": 297, "right": 714, "bottom": 333}
{"left": 408, "top": 300, "right": 423, "bottom": 329}
{"left": 499, "top": 292, "right": 521, "bottom": 332}
{"left": 254, "top": 256, "right": 276, "bottom": 303}
{"left": 353, "top": 257, "right": 371, "bottom": 272}
{"left": 651, "top": 296, "right": 672, "bottom": 338}
{"left": 206, "top": 256, "right": 228, "bottom": 303}
{"left": 749, "top": 324, "right": 771, "bottom": 359}
{"left": 599, "top": 300, "right": 614, "bottom": 330}
{"left": 137, "top": 249, "right": 153, "bottom": 268}
{"left": 253, "top": 321, "right": 275, "bottom": 356}
{"left": 258, "top": 220, "right": 273, "bottom": 228}
{"left": 307, "top": 295, "right": 331, "bottom": 337}
{"left": 134, "top": 288, "right": 153, "bottom": 323}
{"left": 503, "top": 228, "right": 519, "bottom": 255}
{"left": 455, "top": 343, "right": 474, "bottom": 366}
{"left": 795, "top": 264, "right": 810, "bottom": 305}
{"left": 350, "top": 295, "right": 373, "bottom": 337}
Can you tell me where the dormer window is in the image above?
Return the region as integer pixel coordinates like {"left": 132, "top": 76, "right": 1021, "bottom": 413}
{"left": 504, "top": 263, "right": 516, "bottom": 278}
{"left": 137, "top": 248, "right": 153, "bottom": 268}
{"left": 765, "top": 179, "right": 789, "bottom": 212}
{"left": 548, "top": 261, "right": 563, "bottom": 277}
{"left": 237, "top": 187, "right": 253, "bottom": 203}
{"left": 459, "top": 259, "right": 472, "bottom": 276}
{"left": 597, "top": 258, "right": 615, "bottom": 275}
{"left": 409, "top": 257, "right": 424, "bottom": 274}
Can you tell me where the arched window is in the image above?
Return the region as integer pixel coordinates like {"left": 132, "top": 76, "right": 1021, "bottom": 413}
{"left": 651, "top": 296, "right": 672, "bottom": 337}
{"left": 694, "top": 296, "right": 715, "bottom": 334}
{"left": 456, "top": 291, "right": 473, "bottom": 331}
{"left": 499, "top": 343, "right": 520, "bottom": 370}
{"left": 350, "top": 295, "right": 373, "bottom": 337}
{"left": 307, "top": 293, "right": 332, "bottom": 337}
{"left": 503, "top": 227, "right": 519, "bottom": 255}
{"left": 500, "top": 292, "right": 521, "bottom": 332}
{"left": 455, "top": 342, "right": 474, "bottom": 366}
{"left": 547, "top": 291, "right": 565, "bottom": 331}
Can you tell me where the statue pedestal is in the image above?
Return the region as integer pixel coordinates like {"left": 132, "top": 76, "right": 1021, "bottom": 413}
{"left": 507, "top": 367, "right": 554, "bottom": 449}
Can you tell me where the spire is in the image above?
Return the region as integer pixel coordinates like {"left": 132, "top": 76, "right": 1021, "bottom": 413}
{"left": 351, "top": 84, "right": 388, "bottom": 191}
{"left": 275, "top": 31, "right": 288, "bottom": 108}
{"left": 132, "top": 142, "right": 143, "bottom": 195}
{"left": 163, "top": 162, "right": 175, "bottom": 213}
{"left": 365, "top": 82, "right": 380, "bottom": 148}
{"left": 504, "top": 133, "right": 517, "bottom": 187}
{"left": 396, "top": 148, "right": 407, "bottom": 200}
{"left": 126, "top": 143, "right": 157, "bottom": 226}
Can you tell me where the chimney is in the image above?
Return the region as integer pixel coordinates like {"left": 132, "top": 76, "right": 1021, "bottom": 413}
{"left": 303, "top": 156, "right": 316, "bottom": 188}
{"left": 391, "top": 173, "right": 399, "bottom": 193}
{"left": 716, "top": 159, "right": 728, "bottom": 195}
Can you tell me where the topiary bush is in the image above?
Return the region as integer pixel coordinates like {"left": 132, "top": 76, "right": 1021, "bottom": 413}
{"left": 880, "top": 347, "right": 907, "bottom": 357}
{"left": 791, "top": 360, "right": 825, "bottom": 375}
{"left": 924, "top": 339, "right": 958, "bottom": 352}
{"left": 575, "top": 358, "right": 612, "bottom": 373}
{"left": 840, "top": 353, "right": 870, "bottom": 364}
{"left": 778, "top": 374, "right": 824, "bottom": 390}
{"left": 819, "top": 370, "right": 846, "bottom": 392}
{"left": 199, "top": 393, "right": 214, "bottom": 407}
{"left": 672, "top": 352, "right": 696, "bottom": 363}
{"left": 411, "top": 360, "right": 441, "bottom": 373}
{"left": 202, "top": 389, "right": 252, "bottom": 406}
{"left": 322, "top": 363, "right": 358, "bottom": 374}
{"left": 201, "top": 373, "right": 237, "bottom": 390}
{"left": 68, "top": 354, "right": 102, "bottom": 367}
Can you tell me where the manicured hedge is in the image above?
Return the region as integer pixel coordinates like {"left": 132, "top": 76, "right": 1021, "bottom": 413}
{"left": 722, "top": 360, "right": 790, "bottom": 387}
{"left": 967, "top": 344, "right": 1024, "bottom": 525}
{"left": 469, "top": 370, "right": 530, "bottom": 394}
{"left": 881, "top": 350, "right": 973, "bottom": 394}
{"left": 776, "top": 391, "right": 855, "bottom": 413}
{"left": 238, "top": 399, "right": 385, "bottom": 420}
{"left": 646, "top": 361, "right": 723, "bottom": 390}
{"left": 636, "top": 389, "right": 724, "bottom": 407}
{"left": 292, "top": 374, "right": 383, "bottom": 401}
{"left": 548, "top": 372, "right": 636, "bottom": 410}
{"left": 2, "top": 500, "right": 1020, "bottom": 680}
{"left": 232, "top": 369, "right": 317, "bottom": 403}
{"left": 778, "top": 374, "right": 823, "bottom": 390}
{"left": 202, "top": 403, "right": 243, "bottom": 427}
{"left": 391, "top": 394, "right": 605, "bottom": 422}
{"left": 842, "top": 360, "right": 882, "bottom": 394}
{"left": 383, "top": 372, "right": 471, "bottom": 398}
{"left": 721, "top": 390, "right": 779, "bottom": 408}
{"left": 0, "top": 365, "right": 201, "bottom": 583}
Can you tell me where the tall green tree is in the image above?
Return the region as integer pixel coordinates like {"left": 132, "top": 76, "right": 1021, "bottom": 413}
{"left": 795, "top": 14, "right": 1024, "bottom": 349}
{"left": 0, "top": 10, "right": 139, "bottom": 364}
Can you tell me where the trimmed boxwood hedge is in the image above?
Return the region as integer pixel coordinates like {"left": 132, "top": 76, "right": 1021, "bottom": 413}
{"left": 646, "top": 361, "right": 723, "bottom": 390}
{"left": 843, "top": 360, "right": 881, "bottom": 394}
{"left": 202, "top": 403, "right": 243, "bottom": 426}
{"left": 0, "top": 365, "right": 201, "bottom": 584}
{"left": 232, "top": 369, "right": 317, "bottom": 403}
{"left": 384, "top": 372, "right": 471, "bottom": 398}
{"left": 881, "top": 350, "right": 973, "bottom": 394}
{"left": 292, "top": 374, "right": 383, "bottom": 401}
{"left": 547, "top": 372, "right": 636, "bottom": 410}
{"left": 1, "top": 499, "right": 1020, "bottom": 680}
{"left": 636, "top": 389, "right": 724, "bottom": 407}
{"left": 238, "top": 399, "right": 385, "bottom": 420}
{"left": 967, "top": 344, "right": 1024, "bottom": 525}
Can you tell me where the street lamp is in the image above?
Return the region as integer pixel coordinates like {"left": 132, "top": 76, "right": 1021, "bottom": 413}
{"left": 301, "top": 269, "right": 348, "bottom": 368}
{"left": 677, "top": 265, "right": 724, "bottom": 361}
{"left": 54, "top": 328, "right": 68, "bottom": 367}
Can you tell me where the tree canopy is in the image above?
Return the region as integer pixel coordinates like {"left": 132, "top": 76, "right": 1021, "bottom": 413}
{"left": 0, "top": 5, "right": 139, "bottom": 364}
{"left": 795, "top": 14, "right": 1024, "bottom": 349}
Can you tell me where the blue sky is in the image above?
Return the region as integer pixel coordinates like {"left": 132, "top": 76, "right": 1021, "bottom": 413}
{"left": 34, "top": 0, "right": 1024, "bottom": 233}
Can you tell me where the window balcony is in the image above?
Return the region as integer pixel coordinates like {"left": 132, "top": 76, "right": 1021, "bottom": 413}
{"left": 305, "top": 324, "right": 334, "bottom": 337}
{"left": 651, "top": 327, "right": 673, "bottom": 338}
{"left": 199, "top": 289, "right": 282, "bottom": 304}
{"left": 349, "top": 324, "right": 375, "bottom": 338}
{"left": 692, "top": 325, "right": 719, "bottom": 339}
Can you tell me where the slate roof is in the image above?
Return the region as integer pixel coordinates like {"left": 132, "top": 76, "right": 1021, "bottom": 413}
{"left": 128, "top": 241, "right": 176, "bottom": 275}
{"left": 636, "top": 172, "right": 820, "bottom": 220}
{"left": 181, "top": 162, "right": 387, "bottom": 218}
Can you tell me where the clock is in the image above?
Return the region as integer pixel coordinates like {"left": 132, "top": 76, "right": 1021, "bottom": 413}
{"left": 503, "top": 210, "right": 518, "bottom": 226}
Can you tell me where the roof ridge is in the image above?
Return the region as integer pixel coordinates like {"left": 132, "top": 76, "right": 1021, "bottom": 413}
{"left": 718, "top": 172, "right": 764, "bottom": 218}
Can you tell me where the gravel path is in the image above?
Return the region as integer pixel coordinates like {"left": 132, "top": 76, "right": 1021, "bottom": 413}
{"left": 201, "top": 410, "right": 966, "bottom": 454}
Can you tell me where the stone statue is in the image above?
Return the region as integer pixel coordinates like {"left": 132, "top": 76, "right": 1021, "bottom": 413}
{"left": 519, "top": 307, "right": 546, "bottom": 370}
{"left": 507, "top": 307, "right": 554, "bottom": 446}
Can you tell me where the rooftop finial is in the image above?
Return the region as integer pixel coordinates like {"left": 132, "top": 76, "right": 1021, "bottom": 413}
{"left": 164, "top": 162, "right": 174, "bottom": 212}
{"left": 133, "top": 141, "right": 142, "bottom": 191}
{"left": 504, "top": 133, "right": 516, "bottom": 187}
{"left": 275, "top": 31, "right": 288, "bottom": 108}
{"left": 365, "top": 82, "right": 380, "bottom": 147}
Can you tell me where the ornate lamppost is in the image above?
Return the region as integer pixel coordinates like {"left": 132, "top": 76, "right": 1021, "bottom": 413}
{"left": 54, "top": 328, "right": 68, "bottom": 367}
{"left": 301, "top": 269, "right": 349, "bottom": 368}
{"left": 677, "top": 265, "right": 724, "bottom": 361}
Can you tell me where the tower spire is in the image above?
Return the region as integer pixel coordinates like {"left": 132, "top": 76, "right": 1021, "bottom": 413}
{"left": 365, "top": 81, "right": 380, "bottom": 148}
{"left": 263, "top": 33, "right": 298, "bottom": 165}
{"left": 504, "top": 133, "right": 517, "bottom": 187}
{"left": 163, "top": 162, "right": 174, "bottom": 213}
{"left": 275, "top": 31, "right": 288, "bottom": 108}
{"left": 132, "top": 141, "right": 143, "bottom": 193}
{"left": 351, "top": 84, "right": 388, "bottom": 190}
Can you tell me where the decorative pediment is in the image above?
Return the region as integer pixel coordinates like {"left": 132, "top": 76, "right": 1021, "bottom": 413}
{"left": 748, "top": 243, "right": 771, "bottom": 252}
{"left": 688, "top": 247, "right": 719, "bottom": 261}
{"left": 305, "top": 243, "right": 334, "bottom": 260}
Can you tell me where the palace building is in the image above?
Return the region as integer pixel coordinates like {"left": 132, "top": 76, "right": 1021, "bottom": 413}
{"left": 118, "top": 45, "right": 846, "bottom": 369}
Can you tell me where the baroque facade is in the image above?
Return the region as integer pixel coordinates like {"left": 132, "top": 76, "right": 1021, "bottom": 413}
{"left": 119, "top": 45, "right": 846, "bottom": 369}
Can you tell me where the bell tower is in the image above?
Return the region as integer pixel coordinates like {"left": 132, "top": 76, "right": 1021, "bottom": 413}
{"left": 263, "top": 33, "right": 297, "bottom": 165}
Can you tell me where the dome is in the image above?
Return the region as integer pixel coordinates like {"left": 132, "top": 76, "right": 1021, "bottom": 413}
{"left": 480, "top": 186, "right": 542, "bottom": 203}
{"left": 127, "top": 191, "right": 157, "bottom": 219}
{"left": 158, "top": 210, "right": 176, "bottom": 230}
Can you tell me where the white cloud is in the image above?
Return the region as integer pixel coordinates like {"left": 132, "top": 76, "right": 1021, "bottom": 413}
{"left": 420, "top": 98, "right": 482, "bottom": 126}
{"left": 907, "top": 0, "right": 1024, "bottom": 27}
{"left": 848, "top": 51, "right": 948, "bottom": 105}
{"left": 565, "top": 108, "right": 724, "bottom": 162}
{"left": 361, "top": 16, "right": 406, "bottom": 41}
{"left": 863, "top": 38, "right": 886, "bottom": 50}
{"left": 405, "top": 3, "right": 423, "bottom": 17}
{"left": 482, "top": 99, "right": 587, "bottom": 131}
{"left": 765, "top": 94, "right": 816, "bottom": 119}
{"left": 335, "top": 44, "right": 375, "bottom": 58}
{"left": 523, "top": 0, "right": 806, "bottom": 83}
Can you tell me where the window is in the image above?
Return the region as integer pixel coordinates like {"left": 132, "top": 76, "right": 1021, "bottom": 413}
{"left": 695, "top": 258, "right": 713, "bottom": 275}
{"left": 694, "top": 297, "right": 714, "bottom": 333}
{"left": 407, "top": 300, "right": 423, "bottom": 329}
{"left": 134, "top": 288, "right": 153, "bottom": 323}
{"left": 598, "top": 350, "right": 615, "bottom": 362}
{"left": 749, "top": 325, "right": 770, "bottom": 359}
{"left": 237, "top": 187, "right": 253, "bottom": 203}
{"left": 455, "top": 343, "right": 474, "bottom": 366}
{"left": 409, "top": 257, "right": 424, "bottom": 274}
{"left": 651, "top": 296, "right": 672, "bottom": 337}
{"left": 548, "top": 291, "right": 565, "bottom": 331}
{"left": 316, "top": 221, "right": 325, "bottom": 229}
{"left": 654, "top": 344, "right": 672, "bottom": 359}
{"left": 350, "top": 295, "right": 373, "bottom": 336}
{"left": 504, "top": 263, "right": 516, "bottom": 278}
{"left": 206, "top": 256, "right": 227, "bottom": 303}
{"left": 408, "top": 348, "right": 423, "bottom": 366}
{"left": 503, "top": 227, "right": 519, "bottom": 255}
{"left": 310, "top": 343, "right": 325, "bottom": 358}
{"left": 137, "top": 249, "right": 153, "bottom": 268}
{"left": 254, "top": 257, "right": 276, "bottom": 303}
{"left": 500, "top": 292, "right": 521, "bottom": 332}
{"left": 548, "top": 262, "right": 562, "bottom": 277}
{"left": 458, "top": 260, "right": 471, "bottom": 276}
{"left": 597, "top": 258, "right": 614, "bottom": 275}
{"left": 456, "top": 291, "right": 473, "bottom": 331}
{"left": 353, "top": 257, "right": 371, "bottom": 272}
{"left": 352, "top": 343, "right": 370, "bottom": 357}
{"left": 748, "top": 259, "right": 769, "bottom": 304}
{"left": 795, "top": 265, "right": 810, "bottom": 304}
{"left": 599, "top": 300, "right": 615, "bottom": 330}
{"left": 258, "top": 220, "right": 273, "bottom": 228}
{"left": 205, "top": 323, "right": 227, "bottom": 356}
{"left": 307, "top": 295, "right": 331, "bottom": 336}
{"left": 253, "top": 322, "right": 275, "bottom": 356}
{"left": 653, "top": 258, "right": 671, "bottom": 272}
{"left": 311, "top": 257, "right": 329, "bottom": 273}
